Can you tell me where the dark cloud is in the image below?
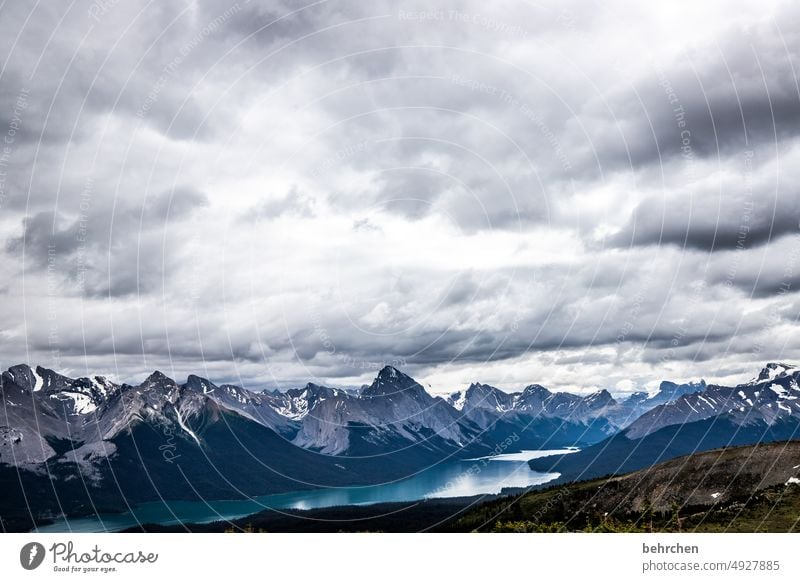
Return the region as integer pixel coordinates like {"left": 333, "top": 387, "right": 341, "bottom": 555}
{"left": 582, "top": 3, "right": 800, "bottom": 175}
{"left": 142, "top": 186, "right": 209, "bottom": 223}
{"left": 705, "top": 237, "right": 800, "bottom": 297}
{"left": 1, "top": 0, "right": 799, "bottom": 389}
{"left": 4, "top": 187, "right": 208, "bottom": 297}
{"left": 611, "top": 186, "right": 800, "bottom": 251}
{"left": 5, "top": 211, "right": 81, "bottom": 266}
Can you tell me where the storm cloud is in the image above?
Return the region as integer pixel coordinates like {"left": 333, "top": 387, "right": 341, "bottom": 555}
{"left": 1, "top": 0, "right": 799, "bottom": 394}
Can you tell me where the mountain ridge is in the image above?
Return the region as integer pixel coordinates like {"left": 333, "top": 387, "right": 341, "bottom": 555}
{"left": 2, "top": 360, "right": 799, "bottom": 531}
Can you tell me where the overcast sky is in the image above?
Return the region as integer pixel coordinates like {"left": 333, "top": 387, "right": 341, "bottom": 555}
{"left": 0, "top": 0, "right": 799, "bottom": 395}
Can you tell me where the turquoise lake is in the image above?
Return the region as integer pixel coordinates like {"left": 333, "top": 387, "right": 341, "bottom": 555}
{"left": 36, "top": 448, "right": 576, "bottom": 532}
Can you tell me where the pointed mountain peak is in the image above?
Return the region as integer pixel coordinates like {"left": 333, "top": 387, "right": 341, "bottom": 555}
{"left": 142, "top": 370, "right": 176, "bottom": 387}
{"left": 584, "top": 389, "right": 615, "bottom": 407}
{"left": 466, "top": 382, "right": 495, "bottom": 394}
{"left": 376, "top": 365, "right": 406, "bottom": 381}
{"left": 658, "top": 380, "right": 678, "bottom": 392}
{"left": 373, "top": 365, "right": 418, "bottom": 386}
{"left": 764, "top": 361, "right": 791, "bottom": 369}
{"left": 364, "top": 366, "right": 424, "bottom": 397}
{"left": 455, "top": 382, "right": 513, "bottom": 412}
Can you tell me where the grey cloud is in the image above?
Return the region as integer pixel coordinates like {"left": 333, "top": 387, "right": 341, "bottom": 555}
{"left": 639, "top": 340, "right": 728, "bottom": 365}
{"left": 275, "top": 260, "right": 760, "bottom": 374}
{"left": 336, "top": 168, "right": 455, "bottom": 221}
{"left": 706, "top": 238, "right": 800, "bottom": 297}
{"left": 4, "top": 211, "right": 81, "bottom": 267}
{"left": 4, "top": 187, "right": 208, "bottom": 297}
{"left": 555, "top": 352, "right": 614, "bottom": 366}
{"left": 582, "top": 4, "right": 800, "bottom": 175}
{"left": 1, "top": 0, "right": 799, "bottom": 390}
{"left": 243, "top": 186, "right": 315, "bottom": 221}
{"left": 611, "top": 192, "right": 799, "bottom": 251}
{"left": 317, "top": 122, "right": 550, "bottom": 230}
{"left": 142, "top": 186, "right": 209, "bottom": 223}
{"left": 0, "top": 1, "right": 243, "bottom": 150}
{"left": 440, "top": 272, "right": 480, "bottom": 306}
{"left": 610, "top": 157, "right": 800, "bottom": 251}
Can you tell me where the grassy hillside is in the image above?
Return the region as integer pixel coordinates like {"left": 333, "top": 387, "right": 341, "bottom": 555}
{"left": 528, "top": 417, "right": 800, "bottom": 484}
{"left": 451, "top": 440, "right": 800, "bottom": 532}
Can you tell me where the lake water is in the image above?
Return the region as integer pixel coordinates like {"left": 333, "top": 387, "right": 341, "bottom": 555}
{"left": 36, "top": 448, "right": 576, "bottom": 532}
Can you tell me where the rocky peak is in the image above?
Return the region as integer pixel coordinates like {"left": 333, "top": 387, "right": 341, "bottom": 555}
{"left": 2, "top": 364, "right": 37, "bottom": 391}
{"left": 363, "top": 365, "right": 423, "bottom": 397}
{"left": 141, "top": 370, "right": 177, "bottom": 390}
{"left": 521, "top": 383, "right": 551, "bottom": 398}
{"left": 752, "top": 362, "right": 798, "bottom": 384}
{"left": 376, "top": 365, "right": 406, "bottom": 382}
{"left": 625, "top": 391, "right": 650, "bottom": 404}
{"left": 583, "top": 389, "right": 615, "bottom": 408}
{"left": 185, "top": 374, "right": 217, "bottom": 394}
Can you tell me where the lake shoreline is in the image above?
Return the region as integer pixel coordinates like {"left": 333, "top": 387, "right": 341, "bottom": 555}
{"left": 33, "top": 448, "right": 576, "bottom": 533}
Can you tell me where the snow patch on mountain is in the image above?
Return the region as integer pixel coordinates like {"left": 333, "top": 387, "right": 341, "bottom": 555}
{"left": 32, "top": 367, "right": 44, "bottom": 392}
{"left": 174, "top": 407, "right": 201, "bottom": 446}
{"left": 49, "top": 392, "right": 97, "bottom": 415}
{"left": 750, "top": 362, "right": 799, "bottom": 385}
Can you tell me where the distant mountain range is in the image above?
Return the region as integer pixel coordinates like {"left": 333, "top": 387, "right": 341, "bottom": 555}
{"left": 1, "top": 361, "right": 798, "bottom": 531}
{"left": 530, "top": 363, "right": 800, "bottom": 481}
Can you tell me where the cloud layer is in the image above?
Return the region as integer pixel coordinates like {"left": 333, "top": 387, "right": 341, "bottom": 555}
{"left": 1, "top": 0, "right": 799, "bottom": 394}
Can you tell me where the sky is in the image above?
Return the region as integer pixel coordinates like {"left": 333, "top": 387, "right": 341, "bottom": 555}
{"left": 0, "top": 0, "right": 798, "bottom": 396}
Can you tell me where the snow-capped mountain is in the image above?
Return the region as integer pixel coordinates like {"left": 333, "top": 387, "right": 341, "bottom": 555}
{"left": 290, "top": 367, "right": 472, "bottom": 455}
{"left": 531, "top": 363, "right": 800, "bottom": 484}
{"left": 443, "top": 378, "right": 710, "bottom": 435}
{"left": 4, "top": 360, "right": 799, "bottom": 530}
{"left": 447, "top": 382, "right": 617, "bottom": 428}
{"left": 625, "top": 363, "right": 800, "bottom": 438}
{"left": 3, "top": 364, "right": 500, "bottom": 529}
{"left": 0, "top": 363, "right": 626, "bottom": 476}
{"left": 4, "top": 362, "right": 781, "bottom": 474}
{"left": 0, "top": 362, "right": 720, "bottom": 474}
{"left": 748, "top": 362, "right": 799, "bottom": 385}
{"left": 0, "top": 366, "right": 219, "bottom": 467}
{"left": 599, "top": 379, "right": 708, "bottom": 428}
{"left": 650, "top": 379, "right": 707, "bottom": 404}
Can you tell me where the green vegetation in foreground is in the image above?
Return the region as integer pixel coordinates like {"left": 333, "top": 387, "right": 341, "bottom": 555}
{"left": 450, "top": 478, "right": 800, "bottom": 532}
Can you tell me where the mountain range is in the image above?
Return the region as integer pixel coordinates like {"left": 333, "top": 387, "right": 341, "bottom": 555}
{"left": 1, "top": 360, "right": 799, "bottom": 530}
{"left": 530, "top": 363, "right": 800, "bottom": 481}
